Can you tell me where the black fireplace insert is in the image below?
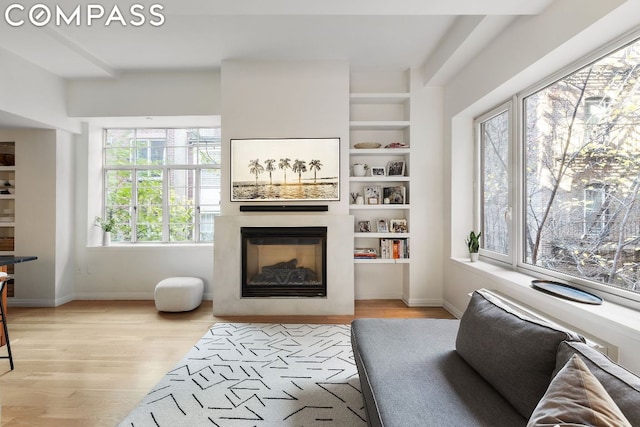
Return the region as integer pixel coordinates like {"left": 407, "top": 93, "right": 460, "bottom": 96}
{"left": 241, "top": 226, "right": 327, "bottom": 297}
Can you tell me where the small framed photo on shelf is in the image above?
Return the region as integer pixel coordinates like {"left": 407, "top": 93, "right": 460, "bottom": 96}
{"left": 383, "top": 186, "right": 406, "bottom": 204}
{"left": 371, "top": 167, "right": 386, "bottom": 176}
{"left": 389, "top": 218, "right": 408, "bottom": 233}
{"left": 358, "top": 220, "right": 372, "bottom": 232}
{"left": 363, "top": 186, "right": 381, "bottom": 205}
{"left": 387, "top": 161, "right": 406, "bottom": 176}
{"left": 377, "top": 219, "right": 389, "bottom": 233}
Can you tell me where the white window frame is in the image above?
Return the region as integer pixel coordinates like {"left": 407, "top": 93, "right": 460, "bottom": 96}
{"left": 475, "top": 100, "right": 515, "bottom": 266}
{"left": 103, "top": 128, "right": 220, "bottom": 244}
{"left": 475, "top": 31, "right": 640, "bottom": 307}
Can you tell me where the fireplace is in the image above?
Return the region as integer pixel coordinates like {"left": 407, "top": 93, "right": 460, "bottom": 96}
{"left": 241, "top": 227, "right": 327, "bottom": 297}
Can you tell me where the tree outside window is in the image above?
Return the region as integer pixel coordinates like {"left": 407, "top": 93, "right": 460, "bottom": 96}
{"left": 524, "top": 38, "right": 640, "bottom": 293}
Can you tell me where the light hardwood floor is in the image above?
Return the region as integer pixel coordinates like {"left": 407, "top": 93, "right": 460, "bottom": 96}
{"left": 0, "top": 300, "right": 454, "bottom": 427}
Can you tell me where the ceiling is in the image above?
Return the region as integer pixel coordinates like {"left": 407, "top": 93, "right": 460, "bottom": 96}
{"left": 0, "top": 0, "right": 554, "bottom": 80}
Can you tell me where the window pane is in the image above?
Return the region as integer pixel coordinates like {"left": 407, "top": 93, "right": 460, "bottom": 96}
{"left": 168, "top": 169, "right": 195, "bottom": 242}
{"left": 136, "top": 170, "right": 163, "bottom": 242}
{"left": 199, "top": 169, "right": 221, "bottom": 242}
{"left": 191, "top": 128, "right": 222, "bottom": 165}
{"left": 524, "top": 39, "right": 640, "bottom": 294}
{"left": 481, "top": 110, "right": 510, "bottom": 255}
{"left": 104, "top": 129, "right": 134, "bottom": 166}
{"left": 105, "top": 169, "right": 133, "bottom": 242}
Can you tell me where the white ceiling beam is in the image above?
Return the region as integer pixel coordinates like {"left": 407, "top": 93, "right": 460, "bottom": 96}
{"left": 43, "top": 27, "right": 117, "bottom": 78}
{"left": 421, "top": 15, "right": 515, "bottom": 86}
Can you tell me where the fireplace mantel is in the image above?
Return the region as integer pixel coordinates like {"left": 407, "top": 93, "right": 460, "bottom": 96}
{"left": 213, "top": 214, "right": 355, "bottom": 315}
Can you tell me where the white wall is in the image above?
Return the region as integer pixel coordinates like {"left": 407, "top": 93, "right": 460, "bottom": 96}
{"left": 72, "top": 123, "right": 215, "bottom": 301}
{"left": 442, "top": 0, "right": 640, "bottom": 374}
{"left": 66, "top": 70, "right": 221, "bottom": 118}
{"left": 220, "top": 59, "right": 351, "bottom": 215}
{"left": 54, "top": 130, "right": 75, "bottom": 304}
{"left": 3, "top": 129, "right": 73, "bottom": 306}
{"left": 0, "top": 50, "right": 79, "bottom": 133}
{"left": 404, "top": 71, "right": 444, "bottom": 305}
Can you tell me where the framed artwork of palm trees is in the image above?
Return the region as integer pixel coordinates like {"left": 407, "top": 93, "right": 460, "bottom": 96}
{"left": 230, "top": 138, "right": 340, "bottom": 201}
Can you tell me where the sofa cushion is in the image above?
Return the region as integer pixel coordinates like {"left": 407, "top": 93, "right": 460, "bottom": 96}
{"left": 351, "top": 318, "right": 526, "bottom": 427}
{"left": 455, "top": 289, "right": 584, "bottom": 418}
{"left": 555, "top": 340, "right": 640, "bottom": 425}
{"left": 527, "top": 354, "right": 631, "bottom": 427}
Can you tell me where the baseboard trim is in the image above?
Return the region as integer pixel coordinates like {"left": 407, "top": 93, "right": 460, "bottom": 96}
{"left": 442, "top": 300, "right": 464, "bottom": 318}
{"left": 401, "top": 297, "right": 444, "bottom": 307}
{"left": 7, "top": 298, "right": 57, "bottom": 307}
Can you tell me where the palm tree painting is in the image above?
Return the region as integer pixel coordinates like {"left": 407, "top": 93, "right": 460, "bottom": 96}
{"left": 248, "top": 159, "right": 264, "bottom": 185}
{"left": 265, "top": 159, "right": 276, "bottom": 184}
{"left": 279, "top": 158, "right": 291, "bottom": 185}
{"left": 309, "top": 159, "right": 322, "bottom": 183}
{"left": 292, "top": 159, "right": 307, "bottom": 183}
{"left": 231, "top": 138, "right": 340, "bottom": 201}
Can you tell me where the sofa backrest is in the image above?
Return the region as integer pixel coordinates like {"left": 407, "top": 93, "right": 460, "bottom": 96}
{"left": 455, "top": 289, "right": 585, "bottom": 419}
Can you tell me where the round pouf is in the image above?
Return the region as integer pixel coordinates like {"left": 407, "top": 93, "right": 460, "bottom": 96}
{"left": 154, "top": 277, "right": 204, "bottom": 312}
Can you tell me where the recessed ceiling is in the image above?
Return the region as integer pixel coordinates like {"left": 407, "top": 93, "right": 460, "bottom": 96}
{"left": 0, "top": 0, "right": 554, "bottom": 79}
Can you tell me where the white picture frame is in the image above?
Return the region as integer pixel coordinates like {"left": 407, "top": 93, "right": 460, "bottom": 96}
{"left": 371, "top": 167, "right": 386, "bottom": 176}
{"left": 389, "top": 218, "right": 408, "bottom": 233}
{"left": 363, "top": 186, "right": 382, "bottom": 204}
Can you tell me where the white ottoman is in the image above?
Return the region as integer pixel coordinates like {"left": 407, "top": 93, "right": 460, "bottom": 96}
{"left": 154, "top": 277, "right": 204, "bottom": 312}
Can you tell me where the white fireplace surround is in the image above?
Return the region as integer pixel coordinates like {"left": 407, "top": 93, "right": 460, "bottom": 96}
{"left": 213, "top": 214, "right": 355, "bottom": 315}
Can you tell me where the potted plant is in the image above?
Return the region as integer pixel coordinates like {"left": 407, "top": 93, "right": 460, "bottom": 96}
{"left": 465, "top": 230, "right": 482, "bottom": 262}
{"left": 95, "top": 215, "right": 116, "bottom": 246}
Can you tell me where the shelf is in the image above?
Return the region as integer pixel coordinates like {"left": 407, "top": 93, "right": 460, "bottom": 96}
{"left": 349, "top": 93, "right": 410, "bottom": 104}
{"left": 349, "top": 148, "right": 410, "bottom": 156}
{"left": 0, "top": 195, "right": 15, "bottom": 199}
{"left": 350, "top": 176, "right": 409, "bottom": 182}
{"left": 354, "top": 258, "right": 410, "bottom": 264}
{"left": 0, "top": 223, "right": 15, "bottom": 227}
{"left": 350, "top": 121, "right": 410, "bottom": 130}
{"left": 354, "top": 232, "right": 410, "bottom": 238}
{"left": 0, "top": 166, "right": 15, "bottom": 171}
{"left": 349, "top": 204, "right": 410, "bottom": 210}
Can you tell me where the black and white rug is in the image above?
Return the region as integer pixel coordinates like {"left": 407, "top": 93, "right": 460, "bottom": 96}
{"left": 119, "top": 323, "right": 366, "bottom": 426}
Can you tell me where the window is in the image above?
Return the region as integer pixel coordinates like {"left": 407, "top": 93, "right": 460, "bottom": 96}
{"left": 103, "top": 128, "right": 221, "bottom": 243}
{"left": 477, "top": 104, "right": 511, "bottom": 260}
{"left": 478, "top": 34, "right": 640, "bottom": 301}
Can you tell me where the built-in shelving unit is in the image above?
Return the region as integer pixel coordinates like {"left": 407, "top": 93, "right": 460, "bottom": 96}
{"left": 349, "top": 74, "right": 411, "bottom": 267}
{"left": 0, "top": 142, "right": 15, "bottom": 298}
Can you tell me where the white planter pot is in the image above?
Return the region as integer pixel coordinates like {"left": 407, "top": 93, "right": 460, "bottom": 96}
{"left": 470, "top": 252, "right": 479, "bottom": 262}
{"left": 103, "top": 231, "right": 111, "bottom": 246}
{"left": 352, "top": 164, "right": 367, "bottom": 177}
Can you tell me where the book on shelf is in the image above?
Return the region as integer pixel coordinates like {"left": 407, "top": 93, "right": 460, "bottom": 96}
{"left": 379, "top": 238, "right": 409, "bottom": 259}
{"left": 354, "top": 247, "right": 378, "bottom": 259}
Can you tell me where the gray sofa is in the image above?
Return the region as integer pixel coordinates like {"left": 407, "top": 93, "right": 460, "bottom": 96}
{"left": 351, "top": 289, "right": 640, "bottom": 426}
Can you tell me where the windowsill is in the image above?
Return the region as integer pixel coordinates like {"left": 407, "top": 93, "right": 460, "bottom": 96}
{"left": 451, "top": 257, "right": 640, "bottom": 364}
{"left": 87, "top": 243, "right": 213, "bottom": 249}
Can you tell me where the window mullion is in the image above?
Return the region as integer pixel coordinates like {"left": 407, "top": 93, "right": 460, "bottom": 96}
{"left": 132, "top": 168, "right": 138, "bottom": 243}
{"left": 163, "top": 167, "right": 170, "bottom": 242}
{"left": 195, "top": 168, "right": 201, "bottom": 243}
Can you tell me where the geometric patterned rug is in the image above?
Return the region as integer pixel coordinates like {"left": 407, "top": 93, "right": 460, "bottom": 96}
{"left": 118, "top": 323, "right": 366, "bottom": 426}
